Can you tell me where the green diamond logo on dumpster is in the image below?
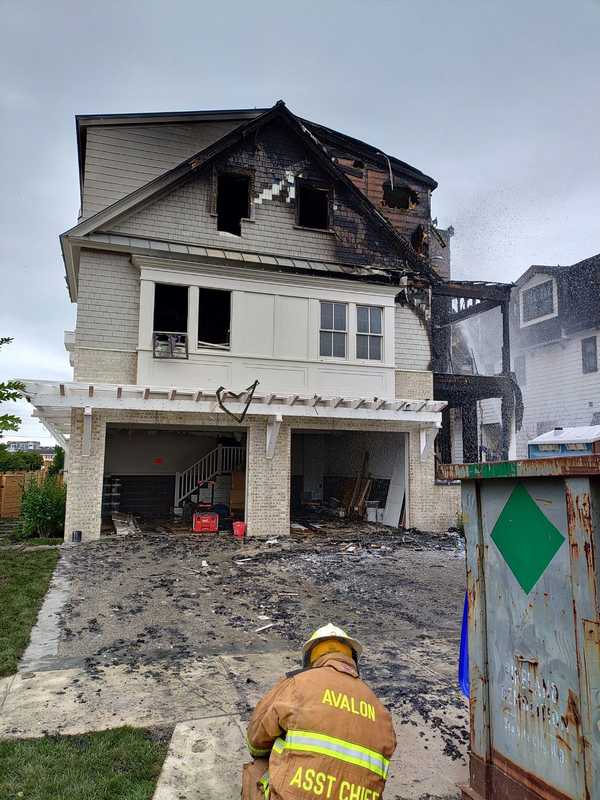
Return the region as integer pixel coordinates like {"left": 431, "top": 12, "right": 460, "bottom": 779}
{"left": 491, "top": 483, "right": 565, "bottom": 594}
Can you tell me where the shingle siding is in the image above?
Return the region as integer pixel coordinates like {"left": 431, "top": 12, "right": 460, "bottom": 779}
{"left": 105, "top": 119, "right": 406, "bottom": 271}
{"left": 394, "top": 305, "right": 431, "bottom": 371}
{"left": 82, "top": 121, "right": 244, "bottom": 218}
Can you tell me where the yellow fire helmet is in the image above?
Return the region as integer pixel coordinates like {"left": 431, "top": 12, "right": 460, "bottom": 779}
{"left": 302, "top": 623, "right": 363, "bottom": 668}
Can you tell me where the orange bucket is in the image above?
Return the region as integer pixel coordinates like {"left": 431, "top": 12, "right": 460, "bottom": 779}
{"left": 233, "top": 521, "right": 246, "bottom": 540}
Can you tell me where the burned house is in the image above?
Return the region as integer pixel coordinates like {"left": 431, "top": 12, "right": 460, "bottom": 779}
{"left": 23, "top": 101, "right": 465, "bottom": 539}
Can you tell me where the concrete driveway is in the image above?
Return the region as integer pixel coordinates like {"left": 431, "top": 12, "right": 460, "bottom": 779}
{"left": 0, "top": 529, "right": 468, "bottom": 799}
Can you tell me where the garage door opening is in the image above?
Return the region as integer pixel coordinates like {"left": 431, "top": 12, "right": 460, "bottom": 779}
{"left": 290, "top": 430, "right": 407, "bottom": 530}
{"left": 102, "top": 424, "right": 247, "bottom": 530}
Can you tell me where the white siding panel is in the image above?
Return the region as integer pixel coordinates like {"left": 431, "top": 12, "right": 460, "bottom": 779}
{"left": 275, "top": 296, "right": 309, "bottom": 359}
{"left": 233, "top": 293, "right": 275, "bottom": 356}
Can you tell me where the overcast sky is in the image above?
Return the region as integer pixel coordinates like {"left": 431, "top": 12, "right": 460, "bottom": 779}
{"left": 1, "top": 0, "right": 599, "bottom": 443}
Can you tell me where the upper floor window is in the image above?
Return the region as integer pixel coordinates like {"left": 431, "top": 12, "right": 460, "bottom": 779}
{"left": 199, "top": 288, "right": 231, "bottom": 350}
{"left": 297, "top": 179, "right": 330, "bottom": 230}
{"left": 582, "top": 336, "right": 597, "bottom": 374}
{"left": 153, "top": 283, "right": 188, "bottom": 359}
{"left": 521, "top": 279, "right": 554, "bottom": 324}
{"left": 320, "top": 301, "right": 347, "bottom": 358}
{"left": 356, "top": 305, "right": 383, "bottom": 360}
{"left": 217, "top": 173, "right": 250, "bottom": 236}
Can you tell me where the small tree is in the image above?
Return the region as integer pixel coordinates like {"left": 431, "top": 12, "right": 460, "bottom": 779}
{"left": 0, "top": 337, "right": 24, "bottom": 438}
{"left": 48, "top": 446, "right": 65, "bottom": 477}
{"left": 0, "top": 446, "right": 43, "bottom": 472}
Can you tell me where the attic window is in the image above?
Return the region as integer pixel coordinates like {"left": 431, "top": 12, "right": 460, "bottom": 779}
{"left": 296, "top": 180, "right": 330, "bottom": 230}
{"left": 382, "top": 181, "right": 419, "bottom": 210}
{"left": 217, "top": 173, "right": 250, "bottom": 236}
{"left": 198, "top": 288, "right": 231, "bottom": 350}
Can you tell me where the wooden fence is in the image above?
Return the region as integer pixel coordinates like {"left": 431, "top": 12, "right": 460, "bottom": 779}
{"left": 0, "top": 470, "right": 45, "bottom": 518}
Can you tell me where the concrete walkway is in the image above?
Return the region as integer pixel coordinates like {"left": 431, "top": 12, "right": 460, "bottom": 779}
{"left": 151, "top": 712, "right": 467, "bottom": 800}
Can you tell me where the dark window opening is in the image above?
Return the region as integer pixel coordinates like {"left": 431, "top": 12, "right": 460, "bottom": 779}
{"left": 382, "top": 181, "right": 419, "bottom": 210}
{"left": 521, "top": 280, "right": 554, "bottom": 323}
{"left": 154, "top": 283, "right": 188, "bottom": 333}
{"left": 217, "top": 173, "right": 250, "bottom": 236}
{"left": 198, "top": 288, "right": 231, "bottom": 349}
{"left": 153, "top": 283, "right": 188, "bottom": 359}
{"left": 353, "top": 159, "right": 364, "bottom": 169}
{"left": 297, "top": 182, "right": 330, "bottom": 230}
{"left": 582, "top": 336, "right": 598, "bottom": 374}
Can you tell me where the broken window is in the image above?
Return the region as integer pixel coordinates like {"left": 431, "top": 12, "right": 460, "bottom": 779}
{"left": 198, "top": 288, "right": 231, "bottom": 349}
{"left": 217, "top": 173, "right": 250, "bottom": 236}
{"left": 153, "top": 283, "right": 188, "bottom": 359}
{"left": 382, "top": 181, "right": 419, "bottom": 210}
{"left": 297, "top": 180, "right": 330, "bottom": 230}
{"left": 582, "top": 336, "right": 598, "bottom": 374}
{"left": 356, "top": 305, "right": 383, "bottom": 360}
{"left": 320, "top": 302, "right": 347, "bottom": 358}
{"left": 521, "top": 280, "right": 554, "bottom": 323}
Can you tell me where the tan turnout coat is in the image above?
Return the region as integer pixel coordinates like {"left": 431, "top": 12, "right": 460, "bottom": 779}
{"left": 243, "top": 653, "right": 396, "bottom": 800}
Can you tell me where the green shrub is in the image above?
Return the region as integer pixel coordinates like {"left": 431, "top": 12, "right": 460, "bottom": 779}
{"left": 19, "top": 476, "right": 66, "bottom": 539}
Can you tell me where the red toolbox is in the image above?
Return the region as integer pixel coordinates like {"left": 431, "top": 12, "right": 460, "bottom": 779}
{"left": 192, "top": 512, "right": 219, "bottom": 533}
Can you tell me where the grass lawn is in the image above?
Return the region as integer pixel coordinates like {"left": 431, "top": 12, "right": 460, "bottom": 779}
{"left": 0, "top": 547, "right": 59, "bottom": 676}
{"left": 0, "top": 727, "right": 170, "bottom": 800}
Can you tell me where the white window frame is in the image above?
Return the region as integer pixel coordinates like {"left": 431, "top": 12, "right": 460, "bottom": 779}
{"left": 319, "top": 301, "right": 348, "bottom": 359}
{"left": 356, "top": 305, "right": 384, "bottom": 361}
{"left": 519, "top": 275, "right": 558, "bottom": 328}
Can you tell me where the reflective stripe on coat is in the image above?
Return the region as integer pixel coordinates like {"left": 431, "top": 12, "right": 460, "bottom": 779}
{"left": 244, "top": 653, "right": 396, "bottom": 800}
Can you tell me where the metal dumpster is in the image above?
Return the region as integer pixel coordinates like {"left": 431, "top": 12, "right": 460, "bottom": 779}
{"left": 440, "top": 456, "right": 600, "bottom": 800}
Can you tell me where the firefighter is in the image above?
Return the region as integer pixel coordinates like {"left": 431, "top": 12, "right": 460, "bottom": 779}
{"left": 242, "top": 623, "right": 396, "bottom": 800}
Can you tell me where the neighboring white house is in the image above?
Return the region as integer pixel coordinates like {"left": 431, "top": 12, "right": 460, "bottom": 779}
{"left": 511, "top": 255, "right": 600, "bottom": 457}
{"left": 23, "top": 101, "right": 460, "bottom": 540}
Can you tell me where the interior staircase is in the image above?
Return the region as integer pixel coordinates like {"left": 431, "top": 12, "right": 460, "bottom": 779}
{"left": 175, "top": 445, "right": 245, "bottom": 508}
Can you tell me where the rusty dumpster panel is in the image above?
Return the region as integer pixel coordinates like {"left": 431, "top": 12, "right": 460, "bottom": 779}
{"left": 460, "top": 464, "right": 600, "bottom": 800}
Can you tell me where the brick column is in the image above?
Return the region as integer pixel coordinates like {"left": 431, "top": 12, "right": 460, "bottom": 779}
{"left": 245, "top": 416, "right": 291, "bottom": 538}
{"left": 64, "top": 408, "right": 106, "bottom": 542}
{"left": 407, "top": 428, "right": 460, "bottom": 532}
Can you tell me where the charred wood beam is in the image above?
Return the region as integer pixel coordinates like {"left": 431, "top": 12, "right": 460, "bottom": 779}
{"left": 501, "top": 299, "right": 511, "bottom": 375}
{"left": 434, "top": 298, "right": 499, "bottom": 327}
{"left": 432, "top": 282, "right": 512, "bottom": 302}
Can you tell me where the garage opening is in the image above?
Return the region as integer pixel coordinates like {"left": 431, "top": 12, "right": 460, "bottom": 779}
{"left": 102, "top": 424, "right": 247, "bottom": 530}
{"left": 290, "top": 430, "right": 407, "bottom": 530}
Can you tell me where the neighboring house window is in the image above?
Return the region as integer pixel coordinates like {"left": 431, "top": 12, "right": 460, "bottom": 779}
{"left": 514, "top": 354, "right": 526, "bottom": 386}
{"left": 217, "top": 173, "right": 250, "bottom": 236}
{"left": 320, "top": 302, "right": 347, "bottom": 357}
{"left": 198, "top": 289, "right": 231, "bottom": 349}
{"left": 582, "top": 336, "right": 598, "bottom": 374}
{"left": 356, "top": 305, "right": 383, "bottom": 360}
{"left": 521, "top": 280, "right": 554, "bottom": 323}
{"left": 297, "top": 180, "right": 330, "bottom": 230}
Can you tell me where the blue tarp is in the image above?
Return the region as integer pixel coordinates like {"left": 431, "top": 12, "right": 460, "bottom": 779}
{"left": 458, "top": 591, "right": 469, "bottom": 697}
